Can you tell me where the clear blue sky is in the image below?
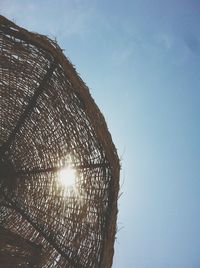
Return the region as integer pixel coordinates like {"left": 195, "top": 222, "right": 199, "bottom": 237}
{"left": 1, "top": 1, "right": 200, "bottom": 267}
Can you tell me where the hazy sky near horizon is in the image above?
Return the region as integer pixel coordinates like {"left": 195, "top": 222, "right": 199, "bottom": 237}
{"left": 1, "top": 1, "right": 200, "bottom": 267}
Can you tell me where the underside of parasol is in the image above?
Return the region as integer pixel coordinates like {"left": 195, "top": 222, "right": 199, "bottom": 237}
{"left": 0, "top": 15, "right": 120, "bottom": 268}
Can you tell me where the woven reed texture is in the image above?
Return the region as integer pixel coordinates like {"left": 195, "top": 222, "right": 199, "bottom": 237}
{"left": 0, "top": 15, "right": 120, "bottom": 268}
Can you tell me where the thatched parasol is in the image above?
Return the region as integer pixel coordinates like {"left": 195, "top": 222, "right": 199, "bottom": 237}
{"left": 0, "top": 15, "right": 120, "bottom": 268}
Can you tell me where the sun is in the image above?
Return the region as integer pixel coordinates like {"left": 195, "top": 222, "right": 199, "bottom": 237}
{"left": 58, "top": 166, "right": 76, "bottom": 189}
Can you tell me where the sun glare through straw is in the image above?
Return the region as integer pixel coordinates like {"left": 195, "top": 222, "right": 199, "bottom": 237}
{"left": 58, "top": 166, "right": 76, "bottom": 189}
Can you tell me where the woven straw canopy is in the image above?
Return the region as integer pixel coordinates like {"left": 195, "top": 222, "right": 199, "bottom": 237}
{"left": 0, "top": 15, "right": 120, "bottom": 268}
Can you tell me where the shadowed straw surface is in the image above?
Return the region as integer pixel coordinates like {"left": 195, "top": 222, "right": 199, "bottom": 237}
{"left": 0, "top": 15, "right": 120, "bottom": 268}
